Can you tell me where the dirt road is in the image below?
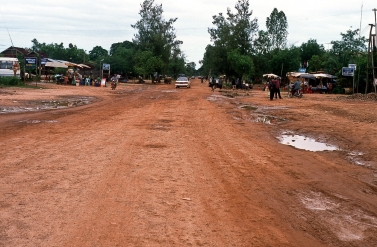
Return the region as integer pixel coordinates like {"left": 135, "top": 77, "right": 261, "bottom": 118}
{"left": 1, "top": 80, "right": 377, "bottom": 246}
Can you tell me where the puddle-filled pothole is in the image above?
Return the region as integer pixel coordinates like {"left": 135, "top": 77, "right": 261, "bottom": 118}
{"left": 279, "top": 133, "right": 338, "bottom": 152}
{"left": 256, "top": 116, "right": 272, "bottom": 124}
{"left": 0, "top": 96, "right": 95, "bottom": 114}
{"left": 207, "top": 94, "right": 232, "bottom": 102}
{"left": 253, "top": 115, "right": 286, "bottom": 125}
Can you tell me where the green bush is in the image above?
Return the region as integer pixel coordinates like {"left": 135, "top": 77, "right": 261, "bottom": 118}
{"left": 0, "top": 76, "right": 22, "bottom": 86}
{"left": 332, "top": 85, "right": 343, "bottom": 94}
{"left": 223, "top": 82, "right": 232, "bottom": 89}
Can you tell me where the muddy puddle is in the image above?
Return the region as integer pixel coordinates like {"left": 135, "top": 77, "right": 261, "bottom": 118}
{"left": 0, "top": 96, "right": 95, "bottom": 114}
{"left": 161, "top": 90, "right": 178, "bottom": 93}
{"left": 207, "top": 94, "right": 233, "bottom": 102}
{"left": 279, "top": 132, "right": 338, "bottom": 152}
{"left": 18, "top": 120, "right": 59, "bottom": 124}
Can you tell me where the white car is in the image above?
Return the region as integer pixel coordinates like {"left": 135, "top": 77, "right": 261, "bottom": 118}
{"left": 175, "top": 77, "right": 191, "bottom": 88}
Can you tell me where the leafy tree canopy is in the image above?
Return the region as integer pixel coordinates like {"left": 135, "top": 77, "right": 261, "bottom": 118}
{"left": 266, "top": 8, "right": 288, "bottom": 51}
{"left": 131, "top": 0, "right": 183, "bottom": 75}
{"left": 206, "top": 0, "right": 258, "bottom": 78}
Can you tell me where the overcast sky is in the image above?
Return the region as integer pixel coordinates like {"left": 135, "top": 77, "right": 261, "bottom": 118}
{"left": 0, "top": 0, "right": 376, "bottom": 68}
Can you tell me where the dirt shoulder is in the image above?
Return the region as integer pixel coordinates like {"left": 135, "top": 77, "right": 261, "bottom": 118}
{"left": 0, "top": 81, "right": 376, "bottom": 246}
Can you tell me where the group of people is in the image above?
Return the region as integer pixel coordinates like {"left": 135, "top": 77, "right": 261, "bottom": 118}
{"left": 208, "top": 76, "right": 253, "bottom": 90}
{"left": 232, "top": 78, "right": 252, "bottom": 89}
{"left": 268, "top": 78, "right": 283, "bottom": 100}
{"left": 63, "top": 69, "right": 103, "bottom": 86}
{"left": 268, "top": 78, "right": 303, "bottom": 100}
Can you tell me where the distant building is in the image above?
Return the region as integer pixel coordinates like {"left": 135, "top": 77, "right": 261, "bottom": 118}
{"left": 0, "top": 46, "right": 29, "bottom": 58}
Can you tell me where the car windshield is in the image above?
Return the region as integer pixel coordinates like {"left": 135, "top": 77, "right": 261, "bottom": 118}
{"left": 177, "top": 77, "right": 188, "bottom": 81}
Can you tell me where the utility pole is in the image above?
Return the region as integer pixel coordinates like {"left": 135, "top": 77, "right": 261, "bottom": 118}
{"left": 373, "top": 8, "right": 377, "bottom": 92}
{"left": 372, "top": 8, "right": 377, "bottom": 44}
{"left": 366, "top": 24, "right": 373, "bottom": 94}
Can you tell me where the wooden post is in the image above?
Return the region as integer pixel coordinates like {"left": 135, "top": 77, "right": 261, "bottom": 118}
{"left": 23, "top": 62, "right": 26, "bottom": 84}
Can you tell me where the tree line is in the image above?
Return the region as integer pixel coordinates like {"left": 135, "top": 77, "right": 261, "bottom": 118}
{"left": 201, "top": 0, "right": 370, "bottom": 91}
{"left": 27, "top": 0, "right": 372, "bottom": 90}
{"left": 29, "top": 0, "right": 195, "bottom": 80}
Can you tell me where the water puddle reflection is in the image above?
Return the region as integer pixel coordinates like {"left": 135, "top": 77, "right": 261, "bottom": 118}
{"left": 279, "top": 133, "right": 338, "bottom": 152}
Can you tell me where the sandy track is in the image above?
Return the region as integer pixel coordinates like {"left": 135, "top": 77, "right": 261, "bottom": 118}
{"left": 0, "top": 80, "right": 376, "bottom": 246}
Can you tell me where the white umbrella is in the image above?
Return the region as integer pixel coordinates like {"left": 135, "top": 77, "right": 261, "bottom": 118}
{"left": 263, "top": 73, "right": 279, "bottom": 78}
{"left": 313, "top": 73, "right": 337, "bottom": 79}
{"left": 77, "top": 64, "right": 91, "bottom": 69}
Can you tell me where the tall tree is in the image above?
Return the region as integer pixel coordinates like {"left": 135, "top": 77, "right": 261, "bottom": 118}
{"left": 269, "top": 46, "right": 300, "bottom": 78}
{"left": 254, "top": 30, "right": 271, "bottom": 55}
{"left": 266, "top": 8, "right": 288, "bottom": 51}
{"left": 300, "top": 39, "right": 325, "bottom": 70}
{"left": 107, "top": 44, "right": 136, "bottom": 76}
{"left": 131, "top": 0, "right": 182, "bottom": 76}
{"left": 89, "top": 46, "right": 108, "bottom": 61}
{"left": 185, "top": 62, "right": 196, "bottom": 76}
{"left": 226, "top": 0, "right": 258, "bottom": 55}
{"left": 167, "top": 47, "right": 185, "bottom": 78}
{"left": 300, "top": 39, "right": 325, "bottom": 63}
{"left": 109, "top": 41, "right": 136, "bottom": 56}
{"left": 206, "top": 0, "right": 258, "bottom": 78}
{"left": 330, "top": 28, "right": 367, "bottom": 68}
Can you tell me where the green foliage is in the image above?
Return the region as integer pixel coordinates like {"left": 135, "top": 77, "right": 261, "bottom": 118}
{"left": 330, "top": 29, "right": 367, "bottom": 70}
{"left": 266, "top": 8, "right": 288, "bottom": 51}
{"left": 269, "top": 46, "right": 300, "bottom": 77}
{"left": 110, "top": 41, "right": 135, "bottom": 56}
{"left": 133, "top": 50, "right": 163, "bottom": 76}
{"left": 254, "top": 30, "right": 270, "bottom": 55}
{"left": 205, "top": 0, "right": 258, "bottom": 78}
{"left": 132, "top": 0, "right": 182, "bottom": 75}
{"left": 308, "top": 55, "right": 322, "bottom": 73}
{"left": 185, "top": 62, "right": 196, "bottom": 76}
{"left": 300, "top": 39, "right": 325, "bottom": 64}
{"left": 107, "top": 45, "right": 136, "bottom": 76}
{"left": 252, "top": 54, "right": 270, "bottom": 78}
{"left": 227, "top": 49, "right": 254, "bottom": 78}
{"left": 331, "top": 84, "right": 343, "bottom": 94}
{"left": 89, "top": 46, "right": 109, "bottom": 61}
{"left": 31, "top": 39, "right": 87, "bottom": 63}
{"left": 0, "top": 76, "right": 21, "bottom": 86}
{"left": 167, "top": 47, "right": 185, "bottom": 77}
{"left": 336, "top": 78, "right": 348, "bottom": 87}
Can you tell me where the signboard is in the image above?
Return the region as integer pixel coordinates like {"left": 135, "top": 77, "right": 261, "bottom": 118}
{"left": 25, "top": 57, "right": 37, "bottom": 69}
{"left": 102, "top": 63, "right": 110, "bottom": 70}
{"left": 342, "top": 67, "right": 354, "bottom": 76}
{"left": 40, "top": 58, "right": 48, "bottom": 65}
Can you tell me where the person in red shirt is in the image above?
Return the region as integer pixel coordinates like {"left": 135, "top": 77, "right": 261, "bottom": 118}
{"left": 274, "top": 78, "right": 282, "bottom": 99}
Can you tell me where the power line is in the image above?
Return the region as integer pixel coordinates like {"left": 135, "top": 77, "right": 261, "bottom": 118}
{"left": 288, "top": 11, "right": 364, "bottom": 22}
